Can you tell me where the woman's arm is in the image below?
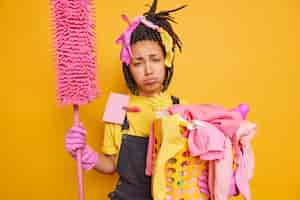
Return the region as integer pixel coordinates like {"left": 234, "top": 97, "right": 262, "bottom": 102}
{"left": 93, "top": 154, "right": 116, "bottom": 174}
{"left": 65, "top": 124, "right": 117, "bottom": 173}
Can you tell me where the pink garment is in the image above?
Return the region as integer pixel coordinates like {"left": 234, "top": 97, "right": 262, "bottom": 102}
{"left": 167, "top": 104, "right": 256, "bottom": 200}
{"left": 232, "top": 121, "right": 256, "bottom": 200}
{"left": 168, "top": 104, "right": 243, "bottom": 138}
{"left": 208, "top": 138, "right": 233, "bottom": 200}
{"left": 208, "top": 121, "right": 256, "bottom": 200}
{"left": 145, "top": 122, "right": 155, "bottom": 176}
{"left": 168, "top": 104, "right": 243, "bottom": 160}
{"left": 188, "top": 120, "right": 226, "bottom": 160}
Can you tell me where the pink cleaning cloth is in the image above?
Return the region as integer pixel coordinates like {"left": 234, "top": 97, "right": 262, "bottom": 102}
{"left": 102, "top": 92, "right": 129, "bottom": 124}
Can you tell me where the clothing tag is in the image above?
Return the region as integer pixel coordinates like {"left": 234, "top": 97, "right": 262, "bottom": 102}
{"left": 102, "top": 92, "right": 129, "bottom": 124}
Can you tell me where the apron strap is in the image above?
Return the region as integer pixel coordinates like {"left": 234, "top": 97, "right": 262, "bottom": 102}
{"left": 171, "top": 95, "right": 180, "bottom": 104}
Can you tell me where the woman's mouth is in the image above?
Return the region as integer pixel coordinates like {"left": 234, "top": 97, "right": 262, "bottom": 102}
{"left": 144, "top": 79, "right": 158, "bottom": 85}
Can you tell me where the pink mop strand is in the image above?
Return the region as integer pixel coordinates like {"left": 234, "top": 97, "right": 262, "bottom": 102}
{"left": 52, "top": 0, "right": 99, "bottom": 105}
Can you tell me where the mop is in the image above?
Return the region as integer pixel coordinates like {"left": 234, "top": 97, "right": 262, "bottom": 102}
{"left": 50, "top": 0, "right": 99, "bottom": 199}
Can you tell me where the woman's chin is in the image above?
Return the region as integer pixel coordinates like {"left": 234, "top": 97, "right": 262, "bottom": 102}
{"left": 140, "top": 83, "right": 162, "bottom": 95}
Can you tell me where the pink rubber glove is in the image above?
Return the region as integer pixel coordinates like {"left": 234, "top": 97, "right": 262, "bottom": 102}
{"left": 64, "top": 123, "right": 98, "bottom": 170}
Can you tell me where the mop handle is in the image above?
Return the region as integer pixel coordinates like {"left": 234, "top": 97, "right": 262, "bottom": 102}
{"left": 73, "top": 104, "right": 84, "bottom": 200}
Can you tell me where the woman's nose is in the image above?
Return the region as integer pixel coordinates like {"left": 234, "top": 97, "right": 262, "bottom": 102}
{"left": 144, "top": 62, "right": 153, "bottom": 75}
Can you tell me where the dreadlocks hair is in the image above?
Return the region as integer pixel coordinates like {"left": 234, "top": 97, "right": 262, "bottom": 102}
{"left": 122, "top": 0, "right": 187, "bottom": 95}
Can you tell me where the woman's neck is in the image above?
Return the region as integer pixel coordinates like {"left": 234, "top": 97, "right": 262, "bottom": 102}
{"left": 137, "top": 90, "right": 163, "bottom": 97}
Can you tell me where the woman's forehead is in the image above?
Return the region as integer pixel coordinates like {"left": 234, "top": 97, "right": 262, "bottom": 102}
{"left": 131, "top": 40, "right": 164, "bottom": 58}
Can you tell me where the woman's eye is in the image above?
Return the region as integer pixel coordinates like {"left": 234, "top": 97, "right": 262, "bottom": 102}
{"left": 133, "top": 62, "right": 142, "bottom": 66}
{"left": 152, "top": 58, "right": 161, "bottom": 62}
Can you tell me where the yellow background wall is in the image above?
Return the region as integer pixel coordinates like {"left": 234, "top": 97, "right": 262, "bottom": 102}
{"left": 1, "top": 0, "right": 299, "bottom": 199}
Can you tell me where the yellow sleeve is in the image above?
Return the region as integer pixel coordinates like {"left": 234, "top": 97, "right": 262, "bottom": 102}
{"left": 101, "top": 123, "right": 121, "bottom": 155}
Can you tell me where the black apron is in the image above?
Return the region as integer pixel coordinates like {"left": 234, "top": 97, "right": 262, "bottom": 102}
{"left": 108, "top": 96, "right": 180, "bottom": 200}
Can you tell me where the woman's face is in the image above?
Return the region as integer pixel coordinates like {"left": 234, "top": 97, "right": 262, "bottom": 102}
{"left": 129, "top": 40, "right": 166, "bottom": 97}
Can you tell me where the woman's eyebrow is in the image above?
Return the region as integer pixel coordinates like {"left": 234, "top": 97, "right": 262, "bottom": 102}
{"left": 132, "top": 54, "right": 160, "bottom": 61}
{"left": 132, "top": 57, "right": 144, "bottom": 61}
{"left": 149, "top": 54, "right": 160, "bottom": 58}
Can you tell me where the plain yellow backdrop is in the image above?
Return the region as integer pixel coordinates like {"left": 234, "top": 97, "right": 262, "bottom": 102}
{"left": 1, "top": 0, "right": 299, "bottom": 199}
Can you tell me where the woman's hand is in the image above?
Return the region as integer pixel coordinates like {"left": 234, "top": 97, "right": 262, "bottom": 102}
{"left": 64, "top": 123, "right": 98, "bottom": 170}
